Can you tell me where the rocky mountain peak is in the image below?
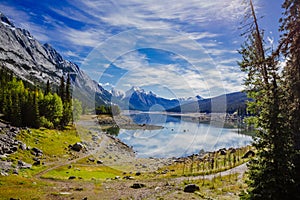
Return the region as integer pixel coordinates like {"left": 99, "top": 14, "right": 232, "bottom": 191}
{"left": 0, "top": 12, "right": 14, "bottom": 27}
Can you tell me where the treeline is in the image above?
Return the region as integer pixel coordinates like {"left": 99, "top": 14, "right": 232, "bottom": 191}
{"left": 95, "top": 105, "right": 121, "bottom": 116}
{"left": 0, "top": 68, "right": 82, "bottom": 129}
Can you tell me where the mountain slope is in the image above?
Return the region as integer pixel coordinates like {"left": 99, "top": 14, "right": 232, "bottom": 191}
{"left": 112, "top": 86, "right": 180, "bottom": 111}
{"left": 0, "top": 12, "right": 111, "bottom": 108}
{"left": 168, "top": 92, "right": 248, "bottom": 113}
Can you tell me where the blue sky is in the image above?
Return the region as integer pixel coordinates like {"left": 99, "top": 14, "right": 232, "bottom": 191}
{"left": 0, "top": 0, "right": 283, "bottom": 98}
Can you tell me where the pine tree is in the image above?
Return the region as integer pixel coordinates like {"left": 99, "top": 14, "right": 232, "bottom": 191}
{"left": 45, "top": 80, "right": 51, "bottom": 95}
{"left": 66, "top": 74, "right": 71, "bottom": 103}
{"left": 11, "top": 92, "right": 22, "bottom": 127}
{"left": 59, "top": 74, "right": 72, "bottom": 127}
{"left": 59, "top": 76, "right": 65, "bottom": 103}
{"left": 239, "top": 0, "right": 297, "bottom": 199}
{"left": 279, "top": 0, "right": 300, "bottom": 191}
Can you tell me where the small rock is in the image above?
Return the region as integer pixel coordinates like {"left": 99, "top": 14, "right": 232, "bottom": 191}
{"left": 19, "top": 143, "right": 26, "bottom": 151}
{"left": 33, "top": 160, "right": 41, "bottom": 166}
{"left": 220, "top": 149, "right": 227, "bottom": 155}
{"left": 0, "top": 171, "right": 8, "bottom": 176}
{"left": 33, "top": 157, "right": 39, "bottom": 162}
{"left": 88, "top": 157, "right": 95, "bottom": 162}
{"left": 123, "top": 176, "right": 135, "bottom": 180}
{"left": 96, "top": 160, "right": 103, "bottom": 164}
{"left": 184, "top": 184, "right": 200, "bottom": 193}
{"left": 82, "top": 197, "right": 88, "bottom": 200}
{"left": 114, "top": 176, "right": 120, "bottom": 180}
{"left": 59, "top": 192, "right": 72, "bottom": 195}
{"left": 13, "top": 169, "right": 19, "bottom": 175}
{"left": 130, "top": 183, "right": 146, "bottom": 189}
{"left": 75, "top": 187, "right": 84, "bottom": 191}
{"left": 135, "top": 172, "right": 141, "bottom": 176}
{"left": 68, "top": 176, "right": 76, "bottom": 180}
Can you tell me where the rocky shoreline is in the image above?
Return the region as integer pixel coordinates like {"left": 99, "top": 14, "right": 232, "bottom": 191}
{"left": 97, "top": 114, "right": 163, "bottom": 131}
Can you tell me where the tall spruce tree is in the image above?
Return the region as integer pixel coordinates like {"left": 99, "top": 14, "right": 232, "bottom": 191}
{"left": 60, "top": 74, "right": 72, "bottom": 127}
{"left": 239, "top": 0, "right": 297, "bottom": 199}
{"left": 45, "top": 80, "right": 51, "bottom": 95}
{"left": 32, "top": 90, "right": 40, "bottom": 128}
{"left": 279, "top": 0, "right": 300, "bottom": 190}
{"left": 59, "top": 76, "right": 65, "bottom": 102}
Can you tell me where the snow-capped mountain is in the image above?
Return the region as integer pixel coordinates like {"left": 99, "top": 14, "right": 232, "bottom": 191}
{"left": 116, "top": 86, "right": 180, "bottom": 111}
{"left": 178, "top": 95, "right": 204, "bottom": 103}
{"left": 110, "top": 88, "right": 125, "bottom": 100}
{"left": 0, "top": 12, "right": 111, "bottom": 107}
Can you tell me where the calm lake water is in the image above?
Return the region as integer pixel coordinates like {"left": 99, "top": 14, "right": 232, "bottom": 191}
{"left": 117, "top": 113, "right": 252, "bottom": 158}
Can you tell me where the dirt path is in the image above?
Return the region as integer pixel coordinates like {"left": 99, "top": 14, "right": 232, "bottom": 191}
{"left": 34, "top": 133, "right": 110, "bottom": 178}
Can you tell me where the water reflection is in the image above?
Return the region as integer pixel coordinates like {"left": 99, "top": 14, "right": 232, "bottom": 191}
{"left": 115, "top": 113, "right": 252, "bottom": 158}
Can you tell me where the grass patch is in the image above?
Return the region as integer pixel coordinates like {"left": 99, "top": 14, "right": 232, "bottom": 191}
{"left": 182, "top": 173, "right": 247, "bottom": 200}
{"left": 41, "top": 165, "right": 122, "bottom": 181}
{"left": 0, "top": 175, "right": 49, "bottom": 199}
{"left": 17, "top": 127, "right": 81, "bottom": 158}
{"left": 6, "top": 126, "right": 82, "bottom": 177}
{"left": 157, "top": 146, "right": 252, "bottom": 178}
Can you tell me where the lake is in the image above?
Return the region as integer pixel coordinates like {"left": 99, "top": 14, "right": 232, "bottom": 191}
{"left": 116, "top": 113, "right": 252, "bottom": 158}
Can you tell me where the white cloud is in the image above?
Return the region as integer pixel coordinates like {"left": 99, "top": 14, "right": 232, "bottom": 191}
{"left": 1, "top": 0, "right": 255, "bottom": 97}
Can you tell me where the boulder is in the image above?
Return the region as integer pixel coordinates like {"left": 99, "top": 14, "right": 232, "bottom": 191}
{"left": 130, "top": 183, "right": 146, "bottom": 189}
{"left": 31, "top": 147, "right": 43, "bottom": 156}
{"left": 17, "top": 160, "right": 32, "bottom": 169}
{"left": 71, "top": 142, "right": 84, "bottom": 152}
{"left": 184, "top": 184, "right": 200, "bottom": 193}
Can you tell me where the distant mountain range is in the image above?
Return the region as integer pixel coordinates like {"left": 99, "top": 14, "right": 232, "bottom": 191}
{"left": 167, "top": 91, "right": 248, "bottom": 113}
{"left": 0, "top": 12, "right": 248, "bottom": 113}
{"left": 110, "top": 87, "right": 248, "bottom": 113}
{"left": 111, "top": 86, "right": 180, "bottom": 111}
